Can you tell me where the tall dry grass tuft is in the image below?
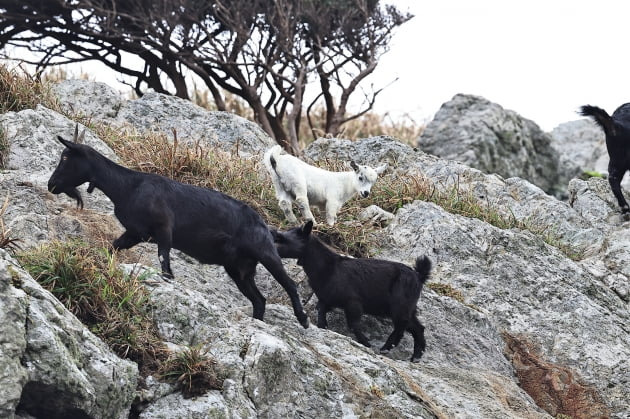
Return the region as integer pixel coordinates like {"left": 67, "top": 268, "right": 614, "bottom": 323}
{"left": 0, "top": 196, "right": 21, "bottom": 252}
{"left": 0, "top": 62, "right": 59, "bottom": 113}
{"left": 159, "top": 345, "right": 223, "bottom": 398}
{"left": 303, "top": 107, "right": 425, "bottom": 148}
{"left": 87, "top": 123, "right": 285, "bottom": 223}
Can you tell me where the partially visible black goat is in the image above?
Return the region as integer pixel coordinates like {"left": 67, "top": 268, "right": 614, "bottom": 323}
{"left": 47, "top": 129, "right": 309, "bottom": 328}
{"left": 272, "top": 221, "right": 431, "bottom": 362}
{"left": 580, "top": 104, "right": 630, "bottom": 214}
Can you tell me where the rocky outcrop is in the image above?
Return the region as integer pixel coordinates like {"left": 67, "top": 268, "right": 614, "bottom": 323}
{"left": 550, "top": 119, "right": 607, "bottom": 175}
{"left": 1, "top": 83, "right": 629, "bottom": 418}
{"left": 52, "top": 80, "right": 275, "bottom": 155}
{"left": 551, "top": 118, "right": 630, "bottom": 189}
{"left": 417, "top": 94, "right": 580, "bottom": 198}
{"left": 0, "top": 250, "right": 138, "bottom": 419}
{"left": 52, "top": 79, "right": 123, "bottom": 120}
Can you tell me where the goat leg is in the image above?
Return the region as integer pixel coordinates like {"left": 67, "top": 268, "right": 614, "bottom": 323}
{"left": 278, "top": 199, "right": 298, "bottom": 223}
{"left": 258, "top": 252, "right": 310, "bottom": 328}
{"left": 408, "top": 316, "right": 426, "bottom": 363}
{"left": 344, "top": 303, "right": 371, "bottom": 347}
{"left": 295, "top": 196, "right": 317, "bottom": 225}
{"left": 380, "top": 320, "right": 408, "bottom": 354}
{"left": 608, "top": 170, "right": 630, "bottom": 213}
{"left": 316, "top": 301, "right": 329, "bottom": 328}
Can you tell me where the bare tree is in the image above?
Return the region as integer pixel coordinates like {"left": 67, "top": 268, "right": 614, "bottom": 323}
{"left": 0, "top": 0, "right": 411, "bottom": 153}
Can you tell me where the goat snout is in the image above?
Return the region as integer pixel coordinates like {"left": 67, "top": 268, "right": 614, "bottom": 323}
{"left": 361, "top": 191, "right": 370, "bottom": 198}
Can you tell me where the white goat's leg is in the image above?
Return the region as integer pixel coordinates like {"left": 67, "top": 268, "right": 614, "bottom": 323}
{"left": 295, "top": 195, "right": 317, "bottom": 225}
{"left": 278, "top": 199, "right": 298, "bottom": 223}
{"left": 325, "top": 201, "right": 342, "bottom": 226}
{"left": 274, "top": 187, "right": 298, "bottom": 223}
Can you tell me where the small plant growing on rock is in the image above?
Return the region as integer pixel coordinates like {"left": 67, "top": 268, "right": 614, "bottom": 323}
{"left": 579, "top": 170, "right": 605, "bottom": 180}
{"left": 0, "top": 196, "right": 20, "bottom": 252}
{"left": 427, "top": 283, "right": 466, "bottom": 304}
{"left": 159, "top": 345, "right": 222, "bottom": 398}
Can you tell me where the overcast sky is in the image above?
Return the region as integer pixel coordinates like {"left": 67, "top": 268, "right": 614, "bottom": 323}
{"left": 371, "top": 0, "right": 630, "bottom": 130}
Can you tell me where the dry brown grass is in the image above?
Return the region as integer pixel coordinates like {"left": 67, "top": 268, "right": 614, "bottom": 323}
{"left": 187, "top": 85, "right": 424, "bottom": 148}
{"left": 303, "top": 106, "right": 424, "bottom": 147}
{"left": 84, "top": 122, "right": 527, "bottom": 257}
{"left": 158, "top": 345, "right": 223, "bottom": 398}
{"left": 0, "top": 196, "right": 21, "bottom": 252}
{"left": 0, "top": 62, "right": 59, "bottom": 113}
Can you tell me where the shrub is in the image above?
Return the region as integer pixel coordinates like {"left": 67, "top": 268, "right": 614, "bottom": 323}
{"left": 158, "top": 345, "right": 223, "bottom": 398}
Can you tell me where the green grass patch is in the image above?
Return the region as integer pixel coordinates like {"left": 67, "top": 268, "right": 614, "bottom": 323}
{"left": 579, "top": 170, "right": 604, "bottom": 180}
{"left": 17, "top": 240, "right": 166, "bottom": 374}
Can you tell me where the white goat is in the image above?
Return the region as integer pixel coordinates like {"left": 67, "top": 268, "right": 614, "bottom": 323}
{"left": 263, "top": 145, "right": 387, "bottom": 226}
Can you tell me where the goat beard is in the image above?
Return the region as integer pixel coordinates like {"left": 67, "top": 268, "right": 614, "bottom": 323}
{"left": 63, "top": 188, "right": 84, "bottom": 209}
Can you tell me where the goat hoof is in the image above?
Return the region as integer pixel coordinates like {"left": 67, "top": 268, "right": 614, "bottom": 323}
{"left": 410, "top": 355, "right": 423, "bottom": 363}
{"left": 379, "top": 347, "right": 391, "bottom": 354}
{"left": 299, "top": 315, "right": 310, "bottom": 329}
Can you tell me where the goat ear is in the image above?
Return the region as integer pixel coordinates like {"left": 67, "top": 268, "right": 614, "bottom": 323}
{"left": 350, "top": 160, "right": 359, "bottom": 172}
{"left": 375, "top": 163, "right": 387, "bottom": 175}
{"left": 302, "top": 220, "right": 313, "bottom": 236}
{"left": 57, "top": 135, "right": 80, "bottom": 151}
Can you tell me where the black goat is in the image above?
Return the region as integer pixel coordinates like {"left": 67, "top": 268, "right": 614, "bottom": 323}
{"left": 580, "top": 104, "right": 630, "bottom": 214}
{"left": 47, "top": 130, "right": 309, "bottom": 328}
{"left": 272, "top": 221, "right": 431, "bottom": 362}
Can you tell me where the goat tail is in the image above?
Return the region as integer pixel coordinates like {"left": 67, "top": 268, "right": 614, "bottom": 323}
{"left": 579, "top": 105, "right": 616, "bottom": 137}
{"left": 414, "top": 256, "right": 432, "bottom": 286}
{"left": 263, "top": 145, "right": 283, "bottom": 174}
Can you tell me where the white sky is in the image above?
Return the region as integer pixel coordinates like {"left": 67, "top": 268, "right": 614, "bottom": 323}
{"left": 9, "top": 0, "right": 630, "bottom": 131}
{"left": 370, "top": 0, "right": 630, "bottom": 130}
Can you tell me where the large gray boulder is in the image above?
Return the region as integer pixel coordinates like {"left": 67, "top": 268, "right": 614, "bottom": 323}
{"left": 113, "top": 92, "right": 275, "bottom": 155}
{"left": 0, "top": 106, "right": 119, "bottom": 249}
{"left": 52, "top": 79, "right": 123, "bottom": 120}
{"left": 0, "top": 251, "right": 138, "bottom": 419}
{"left": 417, "top": 94, "right": 579, "bottom": 198}
{"left": 51, "top": 80, "right": 275, "bottom": 155}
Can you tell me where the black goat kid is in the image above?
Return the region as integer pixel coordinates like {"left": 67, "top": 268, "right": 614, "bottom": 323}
{"left": 273, "top": 221, "right": 431, "bottom": 362}
{"left": 580, "top": 104, "right": 630, "bottom": 214}
{"left": 47, "top": 131, "right": 309, "bottom": 328}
